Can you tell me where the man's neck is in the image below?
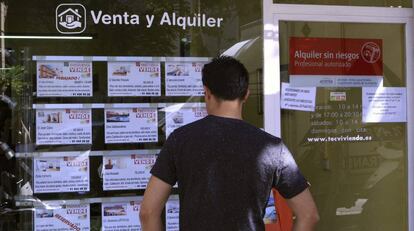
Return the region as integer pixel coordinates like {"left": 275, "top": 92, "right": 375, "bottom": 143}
{"left": 207, "top": 100, "right": 243, "bottom": 120}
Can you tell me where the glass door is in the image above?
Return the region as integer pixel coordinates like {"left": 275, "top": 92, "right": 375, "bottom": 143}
{"left": 263, "top": 3, "right": 413, "bottom": 231}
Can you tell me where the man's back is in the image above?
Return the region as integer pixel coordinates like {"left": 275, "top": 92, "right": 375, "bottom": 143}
{"left": 151, "top": 115, "right": 309, "bottom": 231}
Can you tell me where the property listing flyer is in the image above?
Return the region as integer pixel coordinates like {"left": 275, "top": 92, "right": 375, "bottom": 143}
{"left": 166, "top": 200, "right": 179, "bottom": 231}
{"left": 34, "top": 156, "right": 89, "bottom": 193}
{"left": 362, "top": 87, "right": 407, "bottom": 123}
{"left": 105, "top": 108, "right": 158, "bottom": 143}
{"left": 36, "top": 109, "right": 92, "bottom": 145}
{"left": 37, "top": 61, "right": 92, "bottom": 97}
{"left": 165, "top": 62, "right": 205, "bottom": 96}
{"left": 101, "top": 201, "right": 141, "bottom": 231}
{"left": 103, "top": 154, "right": 156, "bottom": 190}
{"left": 165, "top": 105, "right": 207, "bottom": 137}
{"left": 34, "top": 204, "right": 90, "bottom": 231}
{"left": 289, "top": 37, "right": 383, "bottom": 87}
{"left": 281, "top": 82, "right": 316, "bottom": 112}
{"left": 263, "top": 192, "right": 277, "bottom": 224}
{"left": 108, "top": 61, "right": 161, "bottom": 96}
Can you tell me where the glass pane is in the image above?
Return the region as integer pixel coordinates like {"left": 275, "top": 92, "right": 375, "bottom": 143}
{"left": 274, "top": 0, "right": 412, "bottom": 8}
{"left": 0, "top": 0, "right": 263, "bottom": 230}
{"left": 280, "top": 21, "right": 407, "bottom": 231}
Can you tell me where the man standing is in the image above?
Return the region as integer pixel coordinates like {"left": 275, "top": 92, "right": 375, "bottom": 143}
{"left": 140, "top": 56, "right": 319, "bottom": 231}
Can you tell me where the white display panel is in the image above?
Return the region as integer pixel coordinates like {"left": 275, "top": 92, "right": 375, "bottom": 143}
{"left": 104, "top": 108, "right": 158, "bottom": 143}
{"left": 103, "top": 154, "right": 156, "bottom": 190}
{"left": 34, "top": 156, "right": 90, "bottom": 193}
{"left": 107, "top": 61, "right": 161, "bottom": 96}
{"left": 101, "top": 201, "right": 142, "bottom": 231}
{"left": 36, "top": 109, "right": 92, "bottom": 145}
{"left": 34, "top": 204, "right": 90, "bottom": 231}
{"left": 165, "top": 62, "right": 205, "bottom": 96}
{"left": 37, "top": 61, "right": 92, "bottom": 97}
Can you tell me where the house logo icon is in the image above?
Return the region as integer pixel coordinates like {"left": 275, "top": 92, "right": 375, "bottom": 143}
{"left": 56, "top": 4, "right": 86, "bottom": 34}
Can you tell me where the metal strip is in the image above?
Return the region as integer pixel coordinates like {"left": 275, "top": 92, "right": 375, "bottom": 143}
{"left": 405, "top": 17, "right": 414, "bottom": 231}
{"left": 15, "top": 149, "right": 160, "bottom": 158}
{"left": 32, "top": 196, "right": 143, "bottom": 208}
{"left": 32, "top": 56, "right": 212, "bottom": 62}
{"left": 32, "top": 103, "right": 206, "bottom": 110}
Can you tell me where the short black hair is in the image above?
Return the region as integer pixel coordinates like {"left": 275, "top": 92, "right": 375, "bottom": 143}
{"left": 202, "top": 56, "right": 249, "bottom": 101}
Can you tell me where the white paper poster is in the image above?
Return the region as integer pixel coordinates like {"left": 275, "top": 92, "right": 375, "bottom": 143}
{"left": 34, "top": 156, "right": 89, "bottom": 193}
{"left": 165, "top": 62, "right": 205, "bottom": 96}
{"left": 34, "top": 204, "right": 90, "bottom": 231}
{"left": 166, "top": 200, "right": 179, "bottom": 231}
{"left": 362, "top": 87, "right": 407, "bottom": 123}
{"left": 101, "top": 201, "right": 141, "bottom": 231}
{"left": 105, "top": 108, "right": 158, "bottom": 143}
{"left": 165, "top": 105, "right": 207, "bottom": 137}
{"left": 36, "top": 109, "right": 92, "bottom": 145}
{"left": 103, "top": 154, "right": 156, "bottom": 190}
{"left": 289, "top": 38, "right": 383, "bottom": 88}
{"left": 108, "top": 61, "right": 161, "bottom": 96}
{"left": 37, "top": 61, "right": 92, "bottom": 97}
{"left": 281, "top": 82, "right": 316, "bottom": 112}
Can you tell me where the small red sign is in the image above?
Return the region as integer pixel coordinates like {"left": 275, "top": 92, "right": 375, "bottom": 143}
{"left": 289, "top": 37, "right": 383, "bottom": 76}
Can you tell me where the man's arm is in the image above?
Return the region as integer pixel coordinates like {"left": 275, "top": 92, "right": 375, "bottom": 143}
{"left": 286, "top": 188, "right": 319, "bottom": 231}
{"left": 139, "top": 176, "right": 172, "bottom": 231}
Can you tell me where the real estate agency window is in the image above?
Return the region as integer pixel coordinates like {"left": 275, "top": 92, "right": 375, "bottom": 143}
{"left": 1, "top": 0, "right": 263, "bottom": 230}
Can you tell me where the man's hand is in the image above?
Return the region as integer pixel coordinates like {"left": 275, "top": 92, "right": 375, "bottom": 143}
{"left": 140, "top": 176, "right": 173, "bottom": 231}
{"left": 286, "top": 188, "right": 319, "bottom": 231}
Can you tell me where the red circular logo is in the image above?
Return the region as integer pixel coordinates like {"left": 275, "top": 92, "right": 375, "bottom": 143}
{"left": 361, "top": 42, "right": 381, "bottom": 63}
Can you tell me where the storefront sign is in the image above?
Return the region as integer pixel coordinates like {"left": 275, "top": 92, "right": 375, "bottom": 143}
{"left": 362, "top": 87, "right": 407, "bottom": 123}
{"left": 101, "top": 201, "right": 141, "bottom": 231}
{"left": 37, "top": 61, "right": 92, "bottom": 97}
{"left": 105, "top": 108, "right": 158, "bottom": 143}
{"left": 36, "top": 109, "right": 92, "bottom": 145}
{"left": 165, "top": 62, "right": 205, "bottom": 96}
{"left": 35, "top": 204, "right": 90, "bottom": 231}
{"left": 165, "top": 105, "right": 207, "bottom": 137}
{"left": 103, "top": 154, "right": 156, "bottom": 190}
{"left": 108, "top": 61, "right": 161, "bottom": 96}
{"left": 34, "top": 156, "right": 89, "bottom": 193}
{"left": 166, "top": 200, "right": 179, "bottom": 231}
{"left": 91, "top": 11, "right": 224, "bottom": 29}
{"left": 56, "top": 3, "right": 224, "bottom": 35}
{"left": 281, "top": 82, "right": 316, "bottom": 112}
{"left": 289, "top": 37, "right": 383, "bottom": 87}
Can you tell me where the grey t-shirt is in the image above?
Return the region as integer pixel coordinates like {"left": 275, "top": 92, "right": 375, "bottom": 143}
{"left": 151, "top": 115, "right": 308, "bottom": 231}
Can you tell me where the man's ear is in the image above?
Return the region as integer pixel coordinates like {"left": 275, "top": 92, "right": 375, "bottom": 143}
{"left": 203, "top": 86, "right": 212, "bottom": 100}
{"left": 242, "top": 89, "right": 250, "bottom": 102}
